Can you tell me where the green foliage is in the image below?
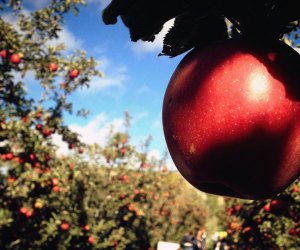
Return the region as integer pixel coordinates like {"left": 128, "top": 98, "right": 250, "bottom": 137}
{"left": 161, "top": 14, "right": 228, "bottom": 57}
{"left": 0, "top": 125, "right": 209, "bottom": 249}
{"left": 2, "top": 1, "right": 298, "bottom": 249}
{"left": 0, "top": 0, "right": 102, "bottom": 149}
{"left": 219, "top": 181, "right": 300, "bottom": 250}
{"left": 0, "top": 1, "right": 209, "bottom": 249}
{"left": 82, "top": 127, "right": 209, "bottom": 249}
{"left": 102, "top": 0, "right": 300, "bottom": 57}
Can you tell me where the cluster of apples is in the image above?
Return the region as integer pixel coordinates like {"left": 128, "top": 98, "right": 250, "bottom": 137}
{"left": 48, "top": 61, "right": 80, "bottom": 79}
{"left": 1, "top": 50, "right": 22, "bottom": 64}
{"left": 33, "top": 110, "right": 84, "bottom": 154}
{"left": 60, "top": 222, "right": 95, "bottom": 244}
{"left": 263, "top": 199, "right": 289, "bottom": 215}
{"left": 163, "top": 38, "right": 300, "bottom": 199}
{"left": 1, "top": 50, "right": 80, "bottom": 80}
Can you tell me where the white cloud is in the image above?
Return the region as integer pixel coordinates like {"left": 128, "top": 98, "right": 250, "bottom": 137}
{"left": 69, "top": 113, "right": 124, "bottom": 145}
{"left": 148, "top": 149, "right": 161, "bottom": 160}
{"left": 52, "top": 112, "right": 173, "bottom": 167}
{"left": 52, "top": 134, "right": 70, "bottom": 156}
{"left": 46, "top": 26, "right": 83, "bottom": 51}
{"left": 135, "top": 84, "right": 158, "bottom": 98}
{"left": 132, "top": 112, "right": 148, "bottom": 124}
{"left": 152, "top": 118, "right": 162, "bottom": 129}
{"left": 2, "top": 13, "right": 17, "bottom": 25}
{"left": 12, "top": 70, "right": 35, "bottom": 84}
{"left": 52, "top": 112, "right": 124, "bottom": 155}
{"left": 2, "top": 9, "right": 82, "bottom": 52}
{"left": 136, "top": 85, "right": 152, "bottom": 95}
{"left": 94, "top": 57, "right": 110, "bottom": 71}
{"left": 80, "top": 58, "right": 128, "bottom": 97}
{"left": 131, "top": 19, "right": 174, "bottom": 55}
{"left": 24, "top": 0, "right": 50, "bottom": 10}
{"left": 2, "top": 9, "right": 31, "bottom": 33}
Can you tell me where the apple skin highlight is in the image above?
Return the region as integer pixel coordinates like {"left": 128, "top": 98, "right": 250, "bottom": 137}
{"left": 163, "top": 38, "right": 300, "bottom": 199}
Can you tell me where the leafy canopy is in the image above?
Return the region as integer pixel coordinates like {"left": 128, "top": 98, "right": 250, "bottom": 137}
{"left": 102, "top": 0, "right": 300, "bottom": 57}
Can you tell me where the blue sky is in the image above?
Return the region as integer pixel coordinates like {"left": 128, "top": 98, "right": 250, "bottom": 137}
{"left": 14, "top": 0, "right": 185, "bottom": 162}
{"left": 6, "top": 1, "right": 300, "bottom": 165}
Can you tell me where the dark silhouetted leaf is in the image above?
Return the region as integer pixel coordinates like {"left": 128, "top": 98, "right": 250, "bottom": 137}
{"left": 161, "top": 13, "right": 228, "bottom": 57}
{"left": 103, "top": 0, "right": 222, "bottom": 42}
{"left": 102, "top": 0, "right": 300, "bottom": 57}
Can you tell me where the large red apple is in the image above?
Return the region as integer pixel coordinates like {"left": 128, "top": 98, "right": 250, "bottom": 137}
{"left": 163, "top": 38, "right": 300, "bottom": 199}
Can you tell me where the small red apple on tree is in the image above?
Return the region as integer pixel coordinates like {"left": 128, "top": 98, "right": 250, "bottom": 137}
{"left": 289, "top": 227, "right": 297, "bottom": 237}
{"left": 25, "top": 210, "right": 33, "bottom": 218}
{"left": 35, "top": 162, "right": 41, "bottom": 168}
{"left": 35, "top": 112, "right": 42, "bottom": 119}
{"left": 34, "top": 200, "right": 43, "bottom": 209}
{"left": 29, "top": 153, "right": 35, "bottom": 161}
{"left": 48, "top": 62, "right": 58, "bottom": 72}
{"left": 269, "top": 199, "right": 289, "bottom": 214}
{"left": 69, "top": 163, "right": 75, "bottom": 170}
{"left": 60, "top": 82, "right": 67, "bottom": 89}
{"left": 1, "top": 154, "right": 6, "bottom": 161}
{"left": 233, "top": 204, "right": 241, "bottom": 212}
{"left": 88, "top": 236, "right": 95, "bottom": 244}
{"left": 52, "top": 178, "right": 59, "bottom": 186}
{"left": 292, "top": 184, "right": 298, "bottom": 193}
{"left": 128, "top": 203, "right": 135, "bottom": 211}
{"left": 163, "top": 38, "right": 300, "bottom": 199}
{"left": 19, "top": 207, "right": 28, "bottom": 215}
{"left": 5, "top": 152, "right": 14, "bottom": 160}
{"left": 7, "top": 176, "right": 16, "bottom": 184}
{"left": 43, "top": 128, "right": 52, "bottom": 137}
{"left": 14, "top": 157, "right": 24, "bottom": 164}
{"left": 119, "top": 194, "right": 126, "bottom": 200}
{"left": 52, "top": 186, "right": 60, "bottom": 192}
{"left": 10, "top": 53, "right": 21, "bottom": 64}
{"left": 44, "top": 154, "right": 51, "bottom": 162}
{"left": 83, "top": 225, "right": 90, "bottom": 231}
{"left": 0, "top": 50, "right": 7, "bottom": 58}
{"left": 119, "top": 175, "right": 128, "bottom": 182}
{"left": 69, "top": 69, "right": 79, "bottom": 79}
{"left": 263, "top": 203, "right": 271, "bottom": 212}
{"left": 35, "top": 124, "right": 43, "bottom": 131}
{"left": 60, "top": 222, "right": 70, "bottom": 231}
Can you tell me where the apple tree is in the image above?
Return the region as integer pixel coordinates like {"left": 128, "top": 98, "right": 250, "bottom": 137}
{"left": 0, "top": 0, "right": 102, "bottom": 249}
{"left": 81, "top": 124, "right": 209, "bottom": 249}
{"left": 0, "top": 1, "right": 210, "bottom": 249}
{"left": 102, "top": 0, "right": 300, "bottom": 199}
{"left": 101, "top": 0, "right": 300, "bottom": 247}
{"left": 218, "top": 180, "right": 300, "bottom": 249}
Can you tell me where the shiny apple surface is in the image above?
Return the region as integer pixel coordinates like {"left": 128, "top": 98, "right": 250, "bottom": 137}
{"left": 163, "top": 38, "right": 300, "bottom": 199}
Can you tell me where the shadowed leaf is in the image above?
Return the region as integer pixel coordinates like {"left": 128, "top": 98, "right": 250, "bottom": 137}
{"left": 161, "top": 14, "right": 228, "bottom": 57}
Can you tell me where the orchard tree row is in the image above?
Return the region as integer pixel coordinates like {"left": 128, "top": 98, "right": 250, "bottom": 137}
{"left": 0, "top": 123, "right": 209, "bottom": 249}
{"left": 2, "top": 0, "right": 299, "bottom": 249}
{"left": 218, "top": 180, "right": 300, "bottom": 250}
